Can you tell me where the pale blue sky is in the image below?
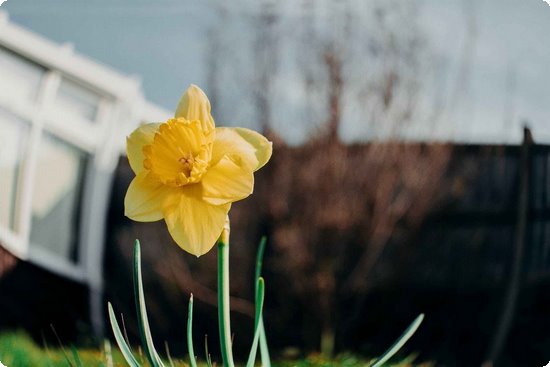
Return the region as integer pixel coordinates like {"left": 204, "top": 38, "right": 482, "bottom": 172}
{"left": 2, "top": 0, "right": 213, "bottom": 110}
{"left": 418, "top": 0, "right": 550, "bottom": 143}
{"left": 2, "top": 0, "right": 550, "bottom": 144}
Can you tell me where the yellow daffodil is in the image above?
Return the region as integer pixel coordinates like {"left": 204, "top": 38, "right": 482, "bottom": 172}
{"left": 124, "top": 85, "right": 272, "bottom": 256}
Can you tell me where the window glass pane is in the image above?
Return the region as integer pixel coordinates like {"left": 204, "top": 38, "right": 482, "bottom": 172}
{"left": 54, "top": 78, "right": 101, "bottom": 122}
{"left": 0, "top": 109, "right": 29, "bottom": 231}
{"left": 30, "top": 134, "right": 87, "bottom": 262}
{"left": 0, "top": 47, "right": 45, "bottom": 104}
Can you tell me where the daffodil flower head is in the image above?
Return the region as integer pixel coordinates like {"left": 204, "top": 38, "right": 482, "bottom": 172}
{"left": 125, "top": 85, "right": 272, "bottom": 256}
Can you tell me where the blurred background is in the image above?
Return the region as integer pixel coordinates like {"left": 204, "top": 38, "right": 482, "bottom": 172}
{"left": 0, "top": 0, "right": 549, "bottom": 366}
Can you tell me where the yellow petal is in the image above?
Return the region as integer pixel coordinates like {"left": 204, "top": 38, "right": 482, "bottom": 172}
{"left": 174, "top": 85, "right": 215, "bottom": 132}
{"left": 201, "top": 155, "right": 254, "bottom": 205}
{"left": 163, "top": 185, "right": 230, "bottom": 256}
{"left": 212, "top": 127, "right": 272, "bottom": 171}
{"left": 124, "top": 171, "right": 178, "bottom": 222}
{"left": 231, "top": 127, "right": 272, "bottom": 170}
{"left": 127, "top": 122, "right": 160, "bottom": 174}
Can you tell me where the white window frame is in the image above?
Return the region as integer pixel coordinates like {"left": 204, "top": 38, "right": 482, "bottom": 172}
{"left": 0, "top": 13, "right": 172, "bottom": 336}
{"left": 0, "top": 65, "right": 115, "bottom": 281}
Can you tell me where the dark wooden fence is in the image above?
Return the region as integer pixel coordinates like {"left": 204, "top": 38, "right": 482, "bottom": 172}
{"left": 407, "top": 130, "right": 550, "bottom": 288}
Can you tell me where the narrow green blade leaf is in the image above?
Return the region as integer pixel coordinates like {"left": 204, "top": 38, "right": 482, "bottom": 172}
{"left": 133, "top": 240, "right": 165, "bottom": 367}
{"left": 255, "top": 236, "right": 271, "bottom": 367}
{"left": 164, "top": 342, "right": 176, "bottom": 367}
{"left": 50, "top": 324, "right": 73, "bottom": 367}
{"left": 204, "top": 335, "right": 213, "bottom": 367}
{"left": 187, "top": 294, "right": 198, "bottom": 367}
{"left": 254, "top": 237, "right": 267, "bottom": 294}
{"left": 370, "top": 314, "right": 425, "bottom": 367}
{"left": 246, "top": 278, "right": 266, "bottom": 367}
{"left": 107, "top": 303, "right": 140, "bottom": 367}
{"left": 104, "top": 339, "right": 114, "bottom": 367}
{"left": 71, "top": 346, "right": 83, "bottom": 367}
{"left": 258, "top": 319, "right": 271, "bottom": 367}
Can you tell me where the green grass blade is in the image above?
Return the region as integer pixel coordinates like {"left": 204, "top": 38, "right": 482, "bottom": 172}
{"left": 255, "top": 237, "right": 271, "bottom": 367}
{"left": 204, "top": 335, "right": 213, "bottom": 367}
{"left": 133, "top": 240, "right": 165, "bottom": 367}
{"left": 107, "top": 303, "right": 140, "bottom": 367}
{"left": 246, "top": 278, "right": 266, "bottom": 367}
{"left": 49, "top": 324, "right": 74, "bottom": 367}
{"left": 164, "top": 341, "right": 176, "bottom": 367}
{"left": 370, "top": 314, "right": 424, "bottom": 367}
{"left": 71, "top": 346, "right": 83, "bottom": 367}
{"left": 187, "top": 294, "right": 198, "bottom": 367}
{"left": 104, "top": 339, "right": 114, "bottom": 367}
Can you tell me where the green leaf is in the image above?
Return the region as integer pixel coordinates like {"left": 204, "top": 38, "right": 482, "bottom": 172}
{"left": 258, "top": 320, "right": 270, "bottom": 367}
{"left": 246, "top": 277, "right": 266, "bottom": 367}
{"left": 107, "top": 303, "right": 140, "bottom": 367}
{"left": 204, "top": 335, "right": 213, "bottom": 367}
{"left": 254, "top": 237, "right": 267, "bottom": 293}
{"left": 133, "top": 240, "right": 165, "bottom": 367}
{"left": 104, "top": 339, "right": 114, "bottom": 367}
{"left": 370, "top": 314, "right": 424, "bottom": 367}
{"left": 50, "top": 324, "right": 73, "bottom": 367}
{"left": 164, "top": 342, "right": 176, "bottom": 367}
{"left": 71, "top": 346, "right": 83, "bottom": 367}
{"left": 187, "top": 294, "right": 198, "bottom": 367}
{"left": 255, "top": 237, "right": 271, "bottom": 367}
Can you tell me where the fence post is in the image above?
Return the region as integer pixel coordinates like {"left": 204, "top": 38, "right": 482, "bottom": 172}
{"left": 482, "top": 127, "right": 532, "bottom": 367}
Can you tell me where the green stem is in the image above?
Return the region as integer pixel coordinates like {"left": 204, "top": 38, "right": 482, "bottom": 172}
{"left": 218, "top": 239, "right": 235, "bottom": 367}
{"left": 187, "top": 294, "right": 198, "bottom": 367}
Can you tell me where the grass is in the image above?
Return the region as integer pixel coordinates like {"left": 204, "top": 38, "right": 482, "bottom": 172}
{"left": 0, "top": 331, "right": 125, "bottom": 367}
{"left": 276, "top": 353, "right": 431, "bottom": 367}
{"left": 0, "top": 332, "right": 431, "bottom": 367}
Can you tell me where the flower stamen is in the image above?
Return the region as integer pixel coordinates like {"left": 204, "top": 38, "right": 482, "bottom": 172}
{"left": 178, "top": 153, "right": 195, "bottom": 177}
